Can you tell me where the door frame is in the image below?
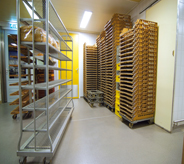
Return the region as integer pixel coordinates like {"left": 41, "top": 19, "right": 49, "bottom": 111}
{"left": 5, "top": 30, "right": 17, "bottom": 102}
{"left": 4, "top": 29, "right": 28, "bottom": 102}
{"left": 0, "top": 27, "right": 5, "bottom": 103}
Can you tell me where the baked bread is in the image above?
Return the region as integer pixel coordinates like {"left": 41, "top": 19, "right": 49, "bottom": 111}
{"left": 56, "top": 40, "right": 60, "bottom": 51}
{"left": 20, "top": 26, "right": 52, "bottom": 44}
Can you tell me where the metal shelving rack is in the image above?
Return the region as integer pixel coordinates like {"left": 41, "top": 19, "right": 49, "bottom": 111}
{"left": 16, "top": 0, "right": 74, "bottom": 163}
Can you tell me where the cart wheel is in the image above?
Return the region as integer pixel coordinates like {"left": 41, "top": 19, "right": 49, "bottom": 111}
{"left": 43, "top": 157, "right": 52, "bottom": 164}
{"left": 23, "top": 113, "right": 28, "bottom": 119}
{"left": 111, "top": 108, "right": 114, "bottom": 112}
{"left": 27, "top": 112, "right": 32, "bottom": 118}
{"left": 91, "top": 103, "right": 94, "bottom": 107}
{"left": 19, "top": 157, "right": 27, "bottom": 164}
{"left": 129, "top": 123, "right": 133, "bottom": 129}
{"left": 43, "top": 157, "right": 46, "bottom": 164}
{"left": 148, "top": 119, "right": 154, "bottom": 125}
{"left": 120, "top": 117, "right": 124, "bottom": 122}
{"left": 12, "top": 114, "right": 17, "bottom": 119}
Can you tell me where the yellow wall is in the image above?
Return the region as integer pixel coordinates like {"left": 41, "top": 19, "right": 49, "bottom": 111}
{"left": 58, "top": 33, "right": 79, "bottom": 98}
{"left": 146, "top": 0, "right": 177, "bottom": 131}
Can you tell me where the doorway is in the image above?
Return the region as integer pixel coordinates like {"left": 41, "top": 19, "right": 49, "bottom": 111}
{"left": 4, "top": 30, "right": 28, "bottom": 102}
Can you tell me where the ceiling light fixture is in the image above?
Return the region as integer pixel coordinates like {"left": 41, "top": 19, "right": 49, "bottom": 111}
{"left": 23, "top": 1, "right": 39, "bottom": 19}
{"left": 11, "top": 43, "right": 17, "bottom": 46}
{"left": 80, "top": 11, "right": 92, "bottom": 28}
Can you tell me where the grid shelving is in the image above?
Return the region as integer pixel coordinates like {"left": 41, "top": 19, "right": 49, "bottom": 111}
{"left": 16, "top": 0, "right": 74, "bottom": 163}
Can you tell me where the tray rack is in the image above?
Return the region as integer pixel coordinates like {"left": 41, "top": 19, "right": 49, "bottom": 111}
{"left": 84, "top": 90, "right": 104, "bottom": 107}
{"left": 119, "top": 19, "right": 158, "bottom": 128}
{"left": 83, "top": 43, "right": 98, "bottom": 97}
{"left": 96, "top": 36, "right": 101, "bottom": 91}
{"left": 103, "top": 13, "right": 132, "bottom": 109}
{"left": 98, "top": 31, "right": 106, "bottom": 104}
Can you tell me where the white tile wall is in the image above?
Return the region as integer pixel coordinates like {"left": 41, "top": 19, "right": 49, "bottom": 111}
{"left": 173, "top": 0, "right": 184, "bottom": 122}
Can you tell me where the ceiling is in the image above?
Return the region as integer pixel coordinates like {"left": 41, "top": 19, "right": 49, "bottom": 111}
{"left": 0, "top": 0, "right": 141, "bottom": 34}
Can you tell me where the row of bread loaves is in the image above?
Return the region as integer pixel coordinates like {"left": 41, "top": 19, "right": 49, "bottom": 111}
{"left": 20, "top": 26, "right": 60, "bottom": 51}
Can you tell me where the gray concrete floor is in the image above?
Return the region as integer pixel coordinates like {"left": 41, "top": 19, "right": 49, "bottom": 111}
{"left": 0, "top": 98, "right": 183, "bottom": 164}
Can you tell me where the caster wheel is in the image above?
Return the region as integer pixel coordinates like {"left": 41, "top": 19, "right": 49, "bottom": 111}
{"left": 111, "top": 108, "right": 114, "bottom": 112}
{"left": 43, "top": 158, "right": 52, "bottom": 164}
{"left": 12, "top": 114, "right": 17, "bottom": 119}
{"left": 19, "top": 157, "right": 27, "bottom": 164}
{"left": 148, "top": 119, "right": 154, "bottom": 125}
{"left": 23, "top": 113, "right": 28, "bottom": 119}
{"left": 27, "top": 112, "right": 32, "bottom": 119}
{"left": 120, "top": 117, "right": 124, "bottom": 122}
{"left": 91, "top": 103, "right": 94, "bottom": 107}
{"left": 129, "top": 123, "right": 133, "bottom": 129}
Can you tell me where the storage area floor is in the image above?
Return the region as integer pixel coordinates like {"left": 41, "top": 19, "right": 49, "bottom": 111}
{"left": 0, "top": 98, "right": 183, "bottom": 164}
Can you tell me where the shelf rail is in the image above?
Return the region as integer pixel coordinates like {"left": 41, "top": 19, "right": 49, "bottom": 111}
{"left": 17, "top": 0, "right": 22, "bottom": 152}
{"left": 17, "top": 0, "right": 74, "bottom": 161}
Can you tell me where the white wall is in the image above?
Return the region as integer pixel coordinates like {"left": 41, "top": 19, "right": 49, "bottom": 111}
{"left": 128, "top": 0, "right": 160, "bottom": 25}
{"left": 0, "top": 71, "right": 1, "bottom": 103}
{"left": 173, "top": 0, "right": 184, "bottom": 124}
{"left": 78, "top": 32, "right": 98, "bottom": 97}
{"left": 0, "top": 27, "right": 2, "bottom": 103}
{"left": 146, "top": 0, "right": 177, "bottom": 132}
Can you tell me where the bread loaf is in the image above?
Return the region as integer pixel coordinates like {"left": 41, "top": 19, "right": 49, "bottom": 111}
{"left": 20, "top": 26, "right": 52, "bottom": 43}
{"left": 56, "top": 40, "right": 60, "bottom": 51}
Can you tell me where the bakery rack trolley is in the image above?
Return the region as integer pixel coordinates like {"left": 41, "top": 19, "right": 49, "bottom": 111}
{"left": 16, "top": 0, "right": 74, "bottom": 163}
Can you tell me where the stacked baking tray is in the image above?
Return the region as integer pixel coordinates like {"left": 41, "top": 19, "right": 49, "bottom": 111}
{"left": 96, "top": 35, "right": 101, "bottom": 91}
{"left": 119, "top": 19, "right": 158, "bottom": 125}
{"left": 134, "top": 19, "right": 158, "bottom": 116}
{"left": 83, "top": 43, "right": 98, "bottom": 97}
{"left": 104, "top": 14, "right": 132, "bottom": 109}
{"left": 104, "top": 20, "right": 113, "bottom": 107}
{"left": 99, "top": 31, "right": 106, "bottom": 99}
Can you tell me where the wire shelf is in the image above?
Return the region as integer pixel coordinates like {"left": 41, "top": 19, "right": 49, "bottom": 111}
{"left": 21, "top": 42, "right": 72, "bottom": 61}
{"left": 21, "top": 79, "right": 71, "bottom": 90}
{"left": 23, "top": 98, "right": 71, "bottom": 131}
{"left": 21, "top": 64, "right": 72, "bottom": 71}
{"left": 17, "top": 0, "right": 74, "bottom": 159}
{"left": 21, "top": 0, "right": 72, "bottom": 50}
{"left": 21, "top": 106, "right": 73, "bottom": 151}
{"left": 22, "top": 88, "right": 71, "bottom": 110}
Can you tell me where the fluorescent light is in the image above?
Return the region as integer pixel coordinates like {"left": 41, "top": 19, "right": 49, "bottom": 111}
{"left": 11, "top": 43, "right": 17, "bottom": 46}
{"left": 23, "top": 1, "right": 39, "bottom": 19}
{"left": 80, "top": 11, "right": 92, "bottom": 28}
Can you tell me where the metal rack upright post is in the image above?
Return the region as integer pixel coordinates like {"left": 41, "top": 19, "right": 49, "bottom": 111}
{"left": 16, "top": 0, "right": 74, "bottom": 163}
